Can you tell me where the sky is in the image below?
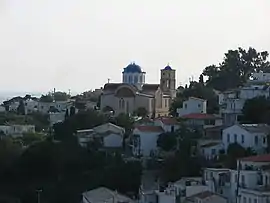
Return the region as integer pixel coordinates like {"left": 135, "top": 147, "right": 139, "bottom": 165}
{"left": 0, "top": 0, "right": 269, "bottom": 94}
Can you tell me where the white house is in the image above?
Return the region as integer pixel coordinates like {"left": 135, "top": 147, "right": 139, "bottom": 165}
{"left": 37, "top": 100, "right": 73, "bottom": 114}
{"left": 24, "top": 99, "right": 38, "bottom": 114}
{"left": 251, "top": 72, "right": 270, "bottom": 82}
{"left": 180, "top": 113, "right": 222, "bottom": 129}
{"left": 222, "top": 124, "right": 270, "bottom": 154}
{"left": 154, "top": 117, "right": 179, "bottom": 133}
{"left": 82, "top": 187, "right": 134, "bottom": 203}
{"left": 0, "top": 105, "right": 6, "bottom": 112}
{"left": 199, "top": 141, "right": 223, "bottom": 160}
{"left": 76, "top": 129, "right": 94, "bottom": 147}
{"left": 76, "top": 123, "right": 125, "bottom": 149}
{"left": 177, "top": 97, "right": 207, "bottom": 117}
{"left": 8, "top": 101, "right": 19, "bottom": 112}
{"left": 93, "top": 123, "right": 124, "bottom": 148}
{"left": 132, "top": 125, "right": 164, "bottom": 157}
{"left": 203, "top": 154, "right": 270, "bottom": 203}
{"left": 0, "top": 124, "right": 35, "bottom": 137}
{"left": 219, "top": 74, "right": 270, "bottom": 126}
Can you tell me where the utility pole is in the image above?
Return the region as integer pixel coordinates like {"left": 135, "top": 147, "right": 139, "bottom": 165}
{"left": 36, "top": 189, "right": 42, "bottom": 203}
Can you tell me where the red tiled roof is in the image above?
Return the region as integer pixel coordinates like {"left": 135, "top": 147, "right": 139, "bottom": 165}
{"left": 181, "top": 113, "right": 217, "bottom": 120}
{"left": 157, "top": 117, "right": 178, "bottom": 125}
{"left": 135, "top": 126, "right": 164, "bottom": 133}
{"left": 240, "top": 154, "right": 270, "bottom": 162}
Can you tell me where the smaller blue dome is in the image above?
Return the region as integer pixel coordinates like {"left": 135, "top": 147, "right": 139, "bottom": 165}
{"left": 123, "top": 63, "right": 142, "bottom": 73}
{"left": 164, "top": 65, "right": 172, "bottom": 70}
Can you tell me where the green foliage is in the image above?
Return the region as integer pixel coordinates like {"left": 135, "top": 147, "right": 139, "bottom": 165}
{"left": 223, "top": 143, "right": 256, "bottom": 169}
{"left": 21, "top": 132, "right": 44, "bottom": 146}
{"left": 114, "top": 113, "right": 134, "bottom": 134}
{"left": 40, "top": 94, "right": 53, "bottom": 103}
{"left": 70, "top": 106, "right": 76, "bottom": 116}
{"left": 17, "top": 100, "right": 25, "bottom": 115}
{"left": 203, "top": 47, "right": 270, "bottom": 91}
{"left": 170, "top": 82, "right": 219, "bottom": 116}
{"left": 0, "top": 112, "right": 49, "bottom": 132}
{"left": 134, "top": 107, "right": 148, "bottom": 117}
{"left": 53, "top": 110, "right": 106, "bottom": 141}
{"left": 241, "top": 96, "right": 270, "bottom": 124}
{"left": 53, "top": 92, "right": 70, "bottom": 101}
{"left": 157, "top": 132, "right": 177, "bottom": 151}
{"left": 0, "top": 139, "right": 142, "bottom": 203}
{"left": 160, "top": 126, "right": 201, "bottom": 182}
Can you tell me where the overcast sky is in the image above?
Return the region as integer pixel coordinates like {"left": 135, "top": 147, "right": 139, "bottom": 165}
{"left": 0, "top": 0, "right": 269, "bottom": 94}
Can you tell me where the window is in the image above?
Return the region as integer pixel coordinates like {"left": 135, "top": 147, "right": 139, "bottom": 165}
{"left": 211, "top": 148, "right": 216, "bottom": 155}
{"left": 248, "top": 198, "right": 251, "bottom": 203}
{"left": 198, "top": 104, "right": 201, "bottom": 108}
{"left": 255, "top": 136, "right": 258, "bottom": 145}
{"left": 243, "top": 197, "right": 247, "bottom": 203}
{"left": 263, "top": 137, "right": 266, "bottom": 144}
{"left": 227, "top": 134, "right": 230, "bottom": 143}
{"left": 234, "top": 134, "right": 237, "bottom": 143}
{"left": 241, "top": 175, "right": 245, "bottom": 184}
{"left": 134, "top": 75, "right": 138, "bottom": 83}
{"left": 140, "top": 75, "right": 143, "bottom": 83}
{"left": 254, "top": 199, "right": 257, "bottom": 203}
{"left": 241, "top": 134, "right": 245, "bottom": 143}
{"left": 171, "top": 126, "right": 175, "bottom": 132}
{"left": 184, "top": 103, "right": 187, "bottom": 109}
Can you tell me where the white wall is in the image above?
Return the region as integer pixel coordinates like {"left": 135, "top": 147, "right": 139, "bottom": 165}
{"left": 177, "top": 98, "right": 206, "bottom": 117}
{"left": 154, "top": 120, "right": 179, "bottom": 133}
{"left": 132, "top": 129, "right": 161, "bottom": 157}
{"left": 103, "top": 133, "right": 122, "bottom": 148}
{"left": 222, "top": 125, "right": 267, "bottom": 153}
{"left": 0, "top": 125, "right": 35, "bottom": 137}
{"left": 252, "top": 72, "right": 270, "bottom": 82}
{"left": 200, "top": 143, "right": 223, "bottom": 160}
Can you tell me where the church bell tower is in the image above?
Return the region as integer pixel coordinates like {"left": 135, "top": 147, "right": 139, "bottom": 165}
{"left": 160, "top": 64, "right": 176, "bottom": 97}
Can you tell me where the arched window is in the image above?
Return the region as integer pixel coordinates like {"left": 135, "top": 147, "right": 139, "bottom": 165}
{"left": 129, "top": 75, "right": 132, "bottom": 83}
{"left": 134, "top": 75, "right": 138, "bottom": 83}
{"left": 119, "top": 100, "right": 122, "bottom": 108}
{"left": 122, "top": 99, "right": 125, "bottom": 109}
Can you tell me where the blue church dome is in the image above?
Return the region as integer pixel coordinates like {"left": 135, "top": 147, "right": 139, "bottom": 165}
{"left": 164, "top": 65, "right": 172, "bottom": 70}
{"left": 123, "top": 63, "right": 142, "bottom": 73}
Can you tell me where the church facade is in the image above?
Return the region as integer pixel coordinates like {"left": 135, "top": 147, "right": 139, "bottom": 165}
{"left": 100, "top": 63, "right": 176, "bottom": 117}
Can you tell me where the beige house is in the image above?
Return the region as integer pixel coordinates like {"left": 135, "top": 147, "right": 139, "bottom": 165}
{"left": 100, "top": 63, "right": 176, "bottom": 117}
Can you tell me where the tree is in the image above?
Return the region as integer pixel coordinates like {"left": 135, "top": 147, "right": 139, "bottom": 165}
{"left": 21, "top": 132, "right": 44, "bottom": 146}
{"left": 157, "top": 132, "right": 177, "bottom": 151}
{"left": 40, "top": 94, "right": 53, "bottom": 102}
{"left": 65, "top": 109, "right": 69, "bottom": 119}
{"left": 199, "top": 74, "right": 204, "bottom": 84}
{"left": 241, "top": 96, "right": 270, "bottom": 124}
{"left": 17, "top": 100, "right": 25, "bottom": 115}
{"left": 70, "top": 106, "right": 76, "bottom": 116}
{"left": 160, "top": 125, "right": 201, "bottom": 182}
{"left": 114, "top": 113, "right": 134, "bottom": 134}
{"left": 202, "top": 47, "right": 270, "bottom": 91}
{"left": 134, "top": 107, "right": 148, "bottom": 117}
{"left": 53, "top": 92, "right": 70, "bottom": 101}
{"left": 224, "top": 143, "right": 256, "bottom": 169}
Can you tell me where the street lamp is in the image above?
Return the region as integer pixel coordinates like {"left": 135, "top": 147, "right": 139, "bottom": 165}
{"left": 36, "top": 189, "right": 42, "bottom": 203}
